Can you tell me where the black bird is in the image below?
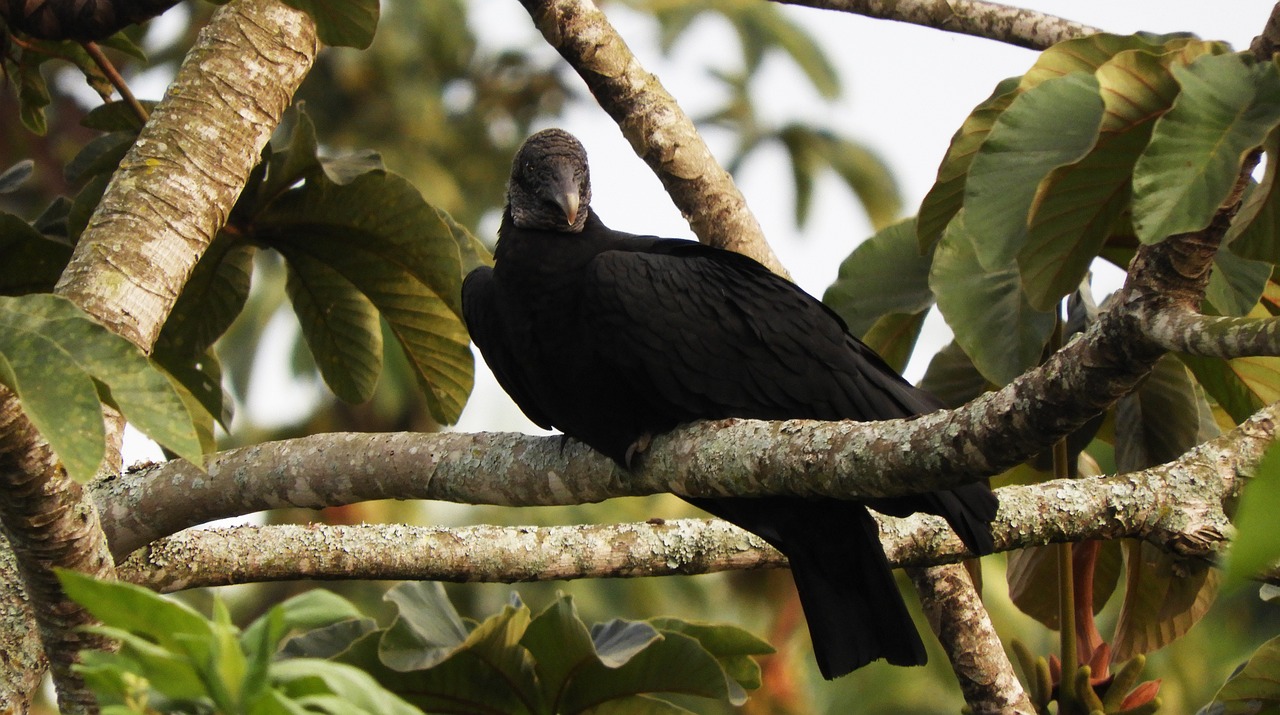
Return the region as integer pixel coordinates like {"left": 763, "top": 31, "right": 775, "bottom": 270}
{"left": 462, "top": 128, "right": 997, "bottom": 679}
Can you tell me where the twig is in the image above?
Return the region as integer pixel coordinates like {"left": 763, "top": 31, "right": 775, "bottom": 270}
{"left": 82, "top": 42, "right": 149, "bottom": 125}
{"left": 770, "top": 0, "right": 1099, "bottom": 50}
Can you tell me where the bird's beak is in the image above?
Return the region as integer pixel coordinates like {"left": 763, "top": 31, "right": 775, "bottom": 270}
{"left": 550, "top": 164, "right": 580, "bottom": 226}
{"left": 557, "top": 190, "right": 579, "bottom": 226}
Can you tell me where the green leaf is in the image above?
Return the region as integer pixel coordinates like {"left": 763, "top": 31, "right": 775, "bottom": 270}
{"left": 58, "top": 569, "right": 215, "bottom": 657}
{"left": 1227, "top": 127, "right": 1280, "bottom": 262}
{"left": 68, "top": 173, "right": 112, "bottom": 244}
{"left": 256, "top": 171, "right": 473, "bottom": 423}
{"left": 65, "top": 131, "right": 136, "bottom": 186}
{"left": 286, "top": 254, "right": 383, "bottom": 403}
{"left": 1224, "top": 442, "right": 1280, "bottom": 586}
{"left": 156, "top": 237, "right": 254, "bottom": 360}
{"left": 0, "top": 294, "right": 204, "bottom": 480}
{"left": 271, "top": 659, "right": 423, "bottom": 715}
{"left": 560, "top": 629, "right": 743, "bottom": 711}
{"left": 522, "top": 595, "right": 605, "bottom": 707}
{"left": 1115, "top": 353, "right": 1212, "bottom": 471}
{"left": 918, "top": 340, "right": 991, "bottom": 408}
{"left": 929, "top": 212, "right": 1057, "bottom": 385}
{"left": 0, "top": 159, "right": 34, "bottom": 193}
{"left": 823, "top": 218, "right": 933, "bottom": 337}
{"left": 1206, "top": 634, "right": 1280, "bottom": 714}
{"left": 860, "top": 311, "right": 927, "bottom": 375}
{"left": 917, "top": 76, "right": 1021, "bottom": 249}
{"left": 0, "top": 213, "right": 73, "bottom": 296}
{"left": 281, "top": 619, "right": 379, "bottom": 660}
{"left": 1182, "top": 349, "right": 1280, "bottom": 424}
{"left": 646, "top": 618, "right": 772, "bottom": 693}
{"left": 1133, "top": 53, "right": 1280, "bottom": 243}
{"left": 278, "top": 0, "right": 379, "bottom": 49}
{"left": 962, "top": 71, "right": 1105, "bottom": 271}
{"left": 16, "top": 57, "right": 52, "bottom": 135}
{"left": 1020, "top": 49, "right": 1182, "bottom": 311}
{"left": 379, "top": 582, "right": 470, "bottom": 671}
{"left": 81, "top": 100, "right": 160, "bottom": 131}
{"left": 242, "top": 589, "right": 367, "bottom": 657}
{"left": 1204, "top": 245, "right": 1272, "bottom": 316}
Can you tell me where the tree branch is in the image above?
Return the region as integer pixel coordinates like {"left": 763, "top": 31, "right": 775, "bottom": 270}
{"left": 115, "top": 399, "right": 1267, "bottom": 591}
{"left": 770, "top": 0, "right": 1099, "bottom": 50}
{"left": 1145, "top": 308, "right": 1280, "bottom": 358}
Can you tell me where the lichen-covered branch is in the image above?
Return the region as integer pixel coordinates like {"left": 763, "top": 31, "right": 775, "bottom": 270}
{"left": 909, "top": 564, "right": 1034, "bottom": 714}
{"left": 54, "top": 0, "right": 319, "bottom": 350}
{"left": 1145, "top": 307, "right": 1280, "bottom": 358}
{"left": 0, "top": 532, "right": 45, "bottom": 715}
{"left": 115, "top": 399, "right": 1263, "bottom": 595}
{"left": 771, "top": 0, "right": 1099, "bottom": 50}
{"left": 518, "top": 0, "right": 790, "bottom": 278}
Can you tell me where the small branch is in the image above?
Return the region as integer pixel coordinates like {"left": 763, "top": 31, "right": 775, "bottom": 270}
{"left": 114, "top": 403, "right": 1270, "bottom": 591}
{"left": 770, "top": 0, "right": 1099, "bottom": 51}
{"left": 1146, "top": 308, "right": 1280, "bottom": 358}
{"left": 518, "top": 0, "right": 791, "bottom": 278}
{"left": 82, "top": 42, "right": 149, "bottom": 125}
{"left": 909, "top": 564, "right": 1034, "bottom": 714}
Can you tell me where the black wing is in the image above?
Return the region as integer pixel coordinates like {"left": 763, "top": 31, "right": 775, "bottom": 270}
{"left": 581, "top": 239, "right": 932, "bottom": 424}
{"left": 461, "top": 266, "right": 555, "bottom": 430}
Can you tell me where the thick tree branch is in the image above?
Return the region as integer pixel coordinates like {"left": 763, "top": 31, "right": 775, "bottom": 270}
{"left": 116, "top": 398, "right": 1268, "bottom": 590}
{"left": 909, "top": 564, "right": 1033, "bottom": 714}
{"left": 1146, "top": 308, "right": 1280, "bottom": 358}
{"left": 771, "top": 0, "right": 1099, "bottom": 50}
{"left": 518, "top": 0, "right": 790, "bottom": 278}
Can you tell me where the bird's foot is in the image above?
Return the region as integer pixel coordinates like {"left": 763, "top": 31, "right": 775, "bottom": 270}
{"left": 624, "top": 432, "right": 653, "bottom": 468}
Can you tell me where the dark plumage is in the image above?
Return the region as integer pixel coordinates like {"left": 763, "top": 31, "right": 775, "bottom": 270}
{"left": 462, "top": 128, "right": 998, "bottom": 679}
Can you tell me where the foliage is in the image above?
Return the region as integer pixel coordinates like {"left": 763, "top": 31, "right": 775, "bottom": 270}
{"left": 63, "top": 574, "right": 769, "bottom": 715}
{"left": 826, "top": 32, "right": 1280, "bottom": 714}
{"left": 0, "top": 293, "right": 203, "bottom": 481}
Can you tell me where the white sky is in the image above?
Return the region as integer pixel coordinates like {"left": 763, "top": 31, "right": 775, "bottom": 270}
{"left": 452, "top": 0, "right": 1276, "bottom": 435}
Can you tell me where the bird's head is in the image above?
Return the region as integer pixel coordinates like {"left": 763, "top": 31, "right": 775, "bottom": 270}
{"left": 506, "top": 128, "right": 592, "bottom": 233}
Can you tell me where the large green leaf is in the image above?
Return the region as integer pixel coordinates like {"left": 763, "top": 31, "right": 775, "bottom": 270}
{"left": 930, "top": 212, "right": 1056, "bottom": 385}
{"left": 962, "top": 72, "right": 1105, "bottom": 271}
{"left": 1019, "top": 49, "right": 1185, "bottom": 311}
{"left": 1204, "top": 245, "right": 1272, "bottom": 316}
{"left": 917, "top": 76, "right": 1022, "bottom": 249}
{"left": 560, "top": 629, "right": 744, "bottom": 712}
{"left": 271, "top": 659, "right": 422, "bottom": 715}
{"left": 1224, "top": 442, "right": 1280, "bottom": 586}
{"left": 860, "top": 311, "right": 927, "bottom": 375}
{"left": 286, "top": 254, "right": 384, "bottom": 403}
{"left": 0, "top": 213, "right": 72, "bottom": 296}
{"left": 1132, "top": 53, "right": 1280, "bottom": 243}
{"left": 378, "top": 582, "right": 470, "bottom": 671}
{"left": 646, "top": 618, "right": 772, "bottom": 693}
{"left": 822, "top": 218, "right": 934, "bottom": 337}
{"left": 242, "top": 590, "right": 367, "bottom": 657}
{"left": 279, "top": 0, "right": 379, "bottom": 49}
{"left": 157, "top": 236, "right": 255, "bottom": 359}
{"left": 256, "top": 170, "right": 473, "bottom": 423}
{"left": 59, "top": 569, "right": 215, "bottom": 661}
{"left": 1206, "top": 634, "right": 1280, "bottom": 714}
{"left": 522, "top": 595, "right": 615, "bottom": 706}
{"left": 0, "top": 295, "right": 203, "bottom": 481}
